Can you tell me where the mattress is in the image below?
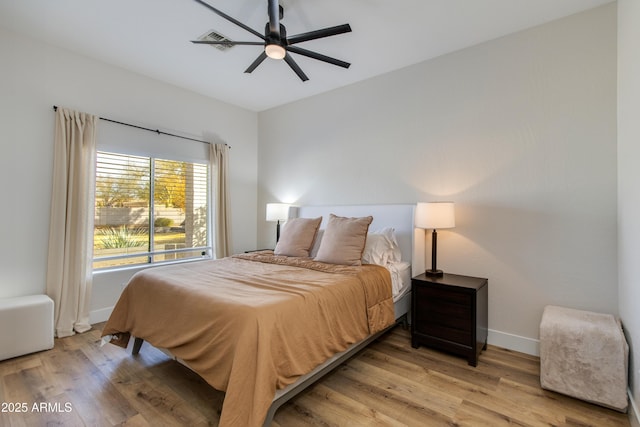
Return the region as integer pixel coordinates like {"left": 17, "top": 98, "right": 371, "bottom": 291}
{"left": 389, "top": 260, "right": 412, "bottom": 302}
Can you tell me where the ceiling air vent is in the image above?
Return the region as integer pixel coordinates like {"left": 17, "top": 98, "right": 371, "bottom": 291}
{"left": 197, "top": 30, "right": 235, "bottom": 52}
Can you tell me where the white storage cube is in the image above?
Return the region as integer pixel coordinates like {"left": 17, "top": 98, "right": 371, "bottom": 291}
{"left": 0, "top": 295, "right": 54, "bottom": 361}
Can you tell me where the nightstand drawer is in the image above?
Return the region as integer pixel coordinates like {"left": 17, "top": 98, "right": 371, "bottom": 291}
{"left": 416, "top": 285, "right": 472, "bottom": 306}
{"left": 415, "top": 286, "right": 471, "bottom": 312}
{"left": 415, "top": 307, "right": 471, "bottom": 333}
{"left": 421, "top": 323, "right": 472, "bottom": 344}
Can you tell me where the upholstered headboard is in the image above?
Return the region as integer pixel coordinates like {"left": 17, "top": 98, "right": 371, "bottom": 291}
{"left": 293, "top": 204, "right": 424, "bottom": 276}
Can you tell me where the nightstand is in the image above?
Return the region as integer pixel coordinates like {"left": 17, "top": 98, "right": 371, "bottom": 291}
{"left": 411, "top": 273, "right": 488, "bottom": 366}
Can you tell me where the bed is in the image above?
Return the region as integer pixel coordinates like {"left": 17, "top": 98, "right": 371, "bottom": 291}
{"left": 101, "top": 204, "right": 421, "bottom": 427}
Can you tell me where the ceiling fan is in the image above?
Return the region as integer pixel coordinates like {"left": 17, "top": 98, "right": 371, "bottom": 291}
{"left": 192, "top": 0, "right": 352, "bottom": 81}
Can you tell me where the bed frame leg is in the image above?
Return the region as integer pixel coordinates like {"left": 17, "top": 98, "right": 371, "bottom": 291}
{"left": 132, "top": 337, "right": 144, "bottom": 355}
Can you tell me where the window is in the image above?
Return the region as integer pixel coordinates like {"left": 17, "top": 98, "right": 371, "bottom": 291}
{"left": 93, "top": 151, "right": 210, "bottom": 270}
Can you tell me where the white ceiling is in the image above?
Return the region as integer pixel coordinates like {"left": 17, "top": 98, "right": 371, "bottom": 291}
{"left": 0, "top": 0, "right": 613, "bottom": 112}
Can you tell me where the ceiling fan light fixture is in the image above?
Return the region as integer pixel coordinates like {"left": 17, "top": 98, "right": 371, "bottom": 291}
{"left": 192, "top": 0, "right": 351, "bottom": 80}
{"left": 265, "top": 43, "right": 286, "bottom": 59}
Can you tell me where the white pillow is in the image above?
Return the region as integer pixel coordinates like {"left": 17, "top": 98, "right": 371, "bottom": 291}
{"left": 362, "top": 227, "right": 401, "bottom": 266}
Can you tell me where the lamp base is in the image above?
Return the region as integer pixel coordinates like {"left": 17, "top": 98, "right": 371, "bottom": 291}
{"left": 425, "top": 269, "right": 444, "bottom": 277}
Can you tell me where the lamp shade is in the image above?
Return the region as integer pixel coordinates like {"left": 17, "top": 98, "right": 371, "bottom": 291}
{"left": 415, "top": 202, "right": 455, "bottom": 230}
{"left": 266, "top": 203, "right": 290, "bottom": 222}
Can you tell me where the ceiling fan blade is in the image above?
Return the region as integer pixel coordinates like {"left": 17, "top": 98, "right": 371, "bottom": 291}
{"left": 191, "top": 40, "right": 264, "bottom": 46}
{"left": 287, "top": 46, "right": 350, "bottom": 69}
{"left": 193, "top": 0, "right": 265, "bottom": 40}
{"left": 245, "top": 51, "right": 268, "bottom": 74}
{"left": 287, "top": 24, "right": 352, "bottom": 45}
{"left": 284, "top": 53, "right": 309, "bottom": 81}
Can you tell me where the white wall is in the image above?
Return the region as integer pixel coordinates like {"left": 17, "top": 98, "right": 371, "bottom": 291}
{"left": 618, "top": 0, "right": 640, "bottom": 423}
{"left": 258, "top": 4, "right": 617, "bottom": 353}
{"left": 0, "top": 27, "right": 259, "bottom": 316}
{"left": 0, "top": 2, "right": 623, "bottom": 369}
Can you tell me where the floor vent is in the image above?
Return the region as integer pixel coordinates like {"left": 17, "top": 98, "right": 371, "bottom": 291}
{"left": 197, "top": 30, "right": 235, "bottom": 52}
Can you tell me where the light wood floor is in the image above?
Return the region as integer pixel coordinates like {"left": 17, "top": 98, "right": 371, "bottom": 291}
{"left": 0, "top": 324, "right": 630, "bottom": 427}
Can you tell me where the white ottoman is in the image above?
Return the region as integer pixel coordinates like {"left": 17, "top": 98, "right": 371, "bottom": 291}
{"left": 0, "top": 295, "right": 54, "bottom": 361}
{"left": 540, "top": 305, "right": 628, "bottom": 412}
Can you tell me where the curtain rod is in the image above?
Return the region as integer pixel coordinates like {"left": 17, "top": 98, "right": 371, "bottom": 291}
{"left": 52, "top": 105, "right": 229, "bottom": 148}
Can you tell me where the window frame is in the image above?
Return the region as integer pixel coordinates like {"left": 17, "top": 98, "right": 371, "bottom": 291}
{"left": 92, "top": 150, "right": 212, "bottom": 271}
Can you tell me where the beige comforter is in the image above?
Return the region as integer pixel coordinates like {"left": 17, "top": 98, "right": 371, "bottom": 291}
{"left": 101, "top": 252, "right": 395, "bottom": 427}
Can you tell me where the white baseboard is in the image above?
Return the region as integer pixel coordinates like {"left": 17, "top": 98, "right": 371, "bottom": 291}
{"left": 488, "top": 328, "right": 540, "bottom": 356}
{"left": 629, "top": 390, "right": 640, "bottom": 427}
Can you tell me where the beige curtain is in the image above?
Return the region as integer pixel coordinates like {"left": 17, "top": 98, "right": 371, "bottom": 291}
{"left": 46, "top": 107, "right": 97, "bottom": 337}
{"left": 210, "top": 143, "right": 231, "bottom": 258}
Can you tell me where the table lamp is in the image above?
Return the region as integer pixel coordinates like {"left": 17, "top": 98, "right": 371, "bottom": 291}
{"left": 415, "top": 202, "right": 455, "bottom": 277}
{"left": 266, "top": 203, "right": 290, "bottom": 242}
